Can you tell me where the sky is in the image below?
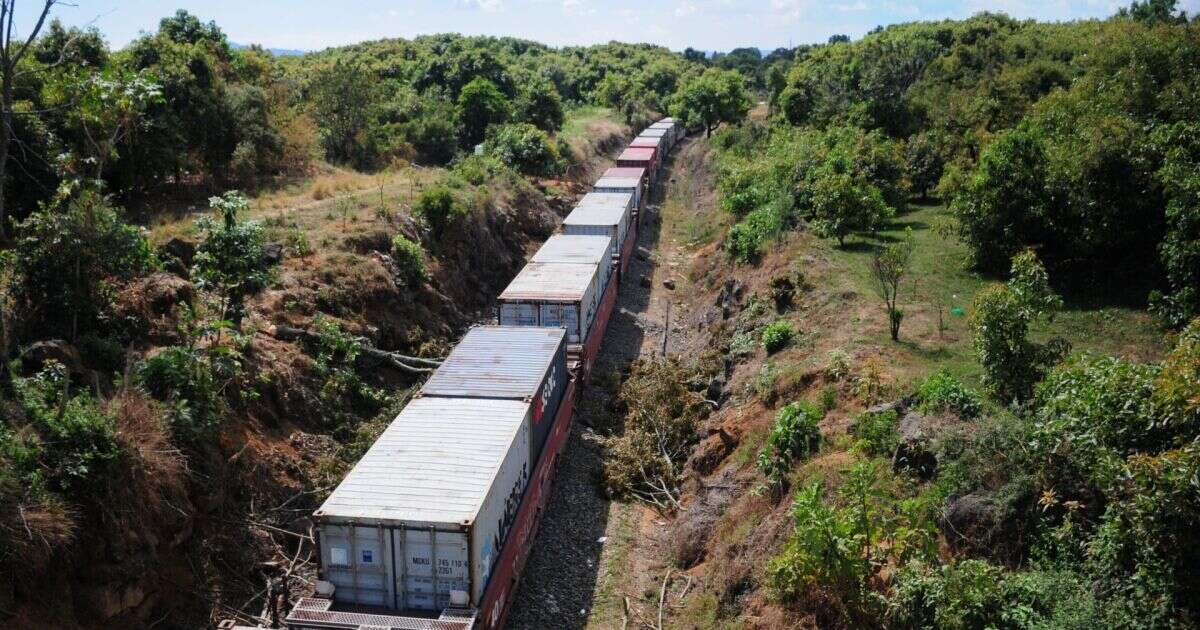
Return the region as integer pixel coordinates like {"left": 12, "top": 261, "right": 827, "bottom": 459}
{"left": 17, "top": 0, "right": 1200, "bottom": 53}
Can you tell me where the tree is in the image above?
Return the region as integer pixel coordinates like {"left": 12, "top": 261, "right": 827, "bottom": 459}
{"left": 191, "top": 191, "right": 274, "bottom": 328}
{"left": 482, "top": 123, "right": 563, "bottom": 177}
{"left": 50, "top": 68, "right": 162, "bottom": 185}
{"left": 515, "top": 78, "right": 564, "bottom": 132}
{"left": 671, "top": 68, "right": 752, "bottom": 137}
{"left": 1117, "top": 0, "right": 1188, "bottom": 24}
{"left": 809, "top": 170, "right": 893, "bottom": 246}
{"left": 0, "top": 0, "right": 60, "bottom": 240}
{"left": 870, "top": 228, "right": 915, "bottom": 341}
{"left": 970, "top": 250, "right": 1069, "bottom": 404}
{"left": 905, "top": 131, "right": 945, "bottom": 200}
{"left": 1150, "top": 122, "right": 1200, "bottom": 328}
{"left": 457, "top": 76, "right": 509, "bottom": 148}
{"left": 308, "top": 61, "right": 378, "bottom": 166}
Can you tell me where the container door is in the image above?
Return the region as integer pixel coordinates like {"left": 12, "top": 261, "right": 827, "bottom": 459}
{"left": 394, "top": 528, "right": 471, "bottom": 612}
{"left": 500, "top": 302, "right": 538, "bottom": 326}
{"left": 320, "top": 524, "right": 393, "bottom": 608}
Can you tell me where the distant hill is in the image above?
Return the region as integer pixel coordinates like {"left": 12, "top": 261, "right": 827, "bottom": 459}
{"left": 230, "top": 42, "right": 308, "bottom": 56}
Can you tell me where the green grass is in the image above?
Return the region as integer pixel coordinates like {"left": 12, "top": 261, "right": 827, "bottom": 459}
{"left": 560, "top": 105, "right": 619, "bottom": 144}
{"left": 825, "top": 203, "right": 1167, "bottom": 387}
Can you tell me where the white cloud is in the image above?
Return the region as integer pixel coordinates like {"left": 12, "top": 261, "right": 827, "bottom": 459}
{"left": 675, "top": 1, "right": 699, "bottom": 17}
{"left": 464, "top": 0, "right": 504, "bottom": 12}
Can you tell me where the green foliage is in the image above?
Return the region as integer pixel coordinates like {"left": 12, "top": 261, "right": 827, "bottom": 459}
{"left": 809, "top": 170, "right": 893, "bottom": 246}
{"left": 760, "top": 320, "right": 795, "bottom": 354}
{"left": 514, "top": 78, "right": 565, "bottom": 132}
{"left": 308, "top": 60, "right": 381, "bottom": 168}
{"left": 970, "top": 251, "right": 1069, "bottom": 404}
{"left": 914, "top": 369, "right": 982, "bottom": 418}
{"left": 482, "top": 123, "right": 564, "bottom": 177}
{"left": 413, "top": 186, "right": 468, "bottom": 241}
{"left": 10, "top": 363, "right": 123, "bottom": 496}
{"left": 303, "top": 316, "right": 392, "bottom": 428}
{"left": 1149, "top": 122, "right": 1200, "bottom": 327}
{"left": 390, "top": 235, "right": 428, "bottom": 286}
{"left": 138, "top": 345, "right": 227, "bottom": 442}
{"left": 191, "top": 191, "right": 274, "bottom": 325}
{"left": 757, "top": 402, "right": 823, "bottom": 488}
{"left": 13, "top": 193, "right": 155, "bottom": 340}
{"left": 457, "top": 77, "right": 510, "bottom": 148}
{"left": 671, "top": 68, "right": 752, "bottom": 137}
{"left": 851, "top": 409, "right": 900, "bottom": 457}
{"left": 770, "top": 461, "right": 938, "bottom": 610}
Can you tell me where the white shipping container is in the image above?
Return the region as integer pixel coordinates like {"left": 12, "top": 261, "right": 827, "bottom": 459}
{"left": 498, "top": 262, "right": 601, "bottom": 344}
{"left": 563, "top": 193, "right": 634, "bottom": 260}
{"left": 530, "top": 234, "right": 615, "bottom": 301}
{"left": 594, "top": 176, "right": 643, "bottom": 209}
{"left": 314, "top": 397, "right": 533, "bottom": 612}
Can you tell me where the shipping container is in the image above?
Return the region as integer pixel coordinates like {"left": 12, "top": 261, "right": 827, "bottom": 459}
{"left": 421, "top": 326, "right": 568, "bottom": 460}
{"left": 616, "top": 147, "right": 658, "bottom": 182}
{"left": 530, "top": 234, "right": 615, "bottom": 302}
{"left": 498, "top": 261, "right": 602, "bottom": 345}
{"left": 595, "top": 167, "right": 647, "bottom": 209}
{"left": 648, "top": 122, "right": 676, "bottom": 149}
{"left": 312, "top": 396, "right": 534, "bottom": 613}
{"left": 563, "top": 192, "right": 635, "bottom": 272}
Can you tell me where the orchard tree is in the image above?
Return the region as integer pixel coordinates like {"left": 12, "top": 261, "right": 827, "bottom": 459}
{"left": 457, "top": 77, "right": 509, "bottom": 148}
{"left": 308, "top": 61, "right": 378, "bottom": 166}
{"left": 515, "top": 78, "right": 564, "bottom": 132}
{"left": 970, "top": 250, "right": 1069, "bottom": 404}
{"left": 1150, "top": 122, "right": 1200, "bottom": 328}
{"left": 904, "top": 131, "right": 945, "bottom": 201}
{"left": 870, "top": 228, "right": 915, "bottom": 341}
{"left": 809, "top": 171, "right": 893, "bottom": 247}
{"left": 672, "top": 68, "right": 752, "bottom": 137}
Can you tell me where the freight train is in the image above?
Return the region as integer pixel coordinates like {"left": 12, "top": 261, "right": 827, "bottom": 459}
{"left": 222, "top": 118, "right": 685, "bottom": 630}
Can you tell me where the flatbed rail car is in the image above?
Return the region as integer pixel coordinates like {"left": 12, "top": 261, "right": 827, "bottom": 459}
{"left": 562, "top": 192, "right": 636, "bottom": 275}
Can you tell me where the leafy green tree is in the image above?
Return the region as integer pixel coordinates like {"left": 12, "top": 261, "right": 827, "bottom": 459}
{"left": 515, "top": 78, "right": 564, "bottom": 132}
{"left": 457, "top": 76, "right": 509, "bottom": 148}
{"left": 970, "top": 250, "right": 1069, "bottom": 403}
{"left": 482, "top": 123, "right": 564, "bottom": 177}
{"left": 1117, "top": 0, "right": 1188, "bottom": 24}
{"left": 671, "top": 68, "right": 752, "bottom": 137}
{"left": 308, "top": 60, "right": 379, "bottom": 166}
{"left": 952, "top": 128, "right": 1054, "bottom": 273}
{"left": 13, "top": 192, "right": 155, "bottom": 340}
{"left": 1149, "top": 122, "right": 1200, "bottom": 328}
{"left": 809, "top": 170, "right": 893, "bottom": 247}
{"left": 904, "top": 131, "right": 945, "bottom": 200}
{"left": 191, "top": 191, "right": 273, "bottom": 327}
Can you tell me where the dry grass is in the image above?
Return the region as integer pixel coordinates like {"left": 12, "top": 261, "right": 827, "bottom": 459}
{"left": 109, "top": 391, "right": 187, "bottom": 515}
{"left": 0, "top": 495, "right": 77, "bottom": 570}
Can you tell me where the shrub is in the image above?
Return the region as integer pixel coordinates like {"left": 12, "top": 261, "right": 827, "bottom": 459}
{"left": 12, "top": 363, "right": 124, "bottom": 495}
{"left": 390, "top": 235, "right": 428, "bottom": 286}
{"left": 138, "top": 346, "right": 225, "bottom": 442}
{"left": 757, "top": 401, "right": 823, "bottom": 488}
{"left": 725, "top": 202, "right": 786, "bottom": 264}
{"left": 483, "top": 122, "right": 565, "bottom": 177}
{"left": 192, "top": 191, "right": 274, "bottom": 326}
{"left": 303, "top": 316, "right": 392, "bottom": 431}
{"left": 914, "top": 369, "right": 982, "bottom": 418}
{"left": 718, "top": 161, "right": 775, "bottom": 217}
{"left": 851, "top": 409, "right": 900, "bottom": 457}
{"left": 413, "top": 186, "right": 467, "bottom": 241}
{"left": 761, "top": 320, "right": 795, "bottom": 353}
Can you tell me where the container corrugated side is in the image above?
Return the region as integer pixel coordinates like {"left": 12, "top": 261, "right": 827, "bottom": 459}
{"left": 420, "top": 326, "right": 568, "bottom": 459}
{"left": 314, "top": 397, "right": 533, "bottom": 611}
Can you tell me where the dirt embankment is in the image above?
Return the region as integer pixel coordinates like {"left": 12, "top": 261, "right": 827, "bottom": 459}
{"left": 2, "top": 122, "right": 631, "bottom": 629}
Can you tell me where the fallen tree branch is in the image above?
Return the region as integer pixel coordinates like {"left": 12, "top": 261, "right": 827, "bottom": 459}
{"left": 265, "top": 324, "right": 442, "bottom": 373}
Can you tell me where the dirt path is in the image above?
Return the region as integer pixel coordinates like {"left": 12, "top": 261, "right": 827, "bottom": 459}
{"left": 505, "top": 137, "right": 702, "bottom": 630}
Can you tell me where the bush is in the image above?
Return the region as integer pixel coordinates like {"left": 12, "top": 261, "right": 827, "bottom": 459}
{"left": 12, "top": 363, "right": 124, "bottom": 495}
{"left": 192, "top": 191, "right": 274, "bottom": 326}
{"left": 482, "top": 122, "right": 565, "bottom": 177}
{"left": 914, "top": 369, "right": 982, "bottom": 418}
{"left": 303, "top": 316, "right": 392, "bottom": 430}
{"left": 851, "top": 409, "right": 900, "bottom": 457}
{"left": 413, "top": 186, "right": 467, "bottom": 241}
{"left": 390, "top": 235, "right": 428, "bottom": 286}
{"left": 138, "top": 346, "right": 224, "bottom": 442}
{"left": 761, "top": 319, "right": 795, "bottom": 353}
{"left": 725, "top": 202, "right": 787, "bottom": 264}
{"left": 757, "top": 401, "right": 823, "bottom": 487}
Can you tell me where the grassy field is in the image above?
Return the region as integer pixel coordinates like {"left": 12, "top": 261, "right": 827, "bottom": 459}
{"left": 823, "top": 203, "right": 1168, "bottom": 386}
